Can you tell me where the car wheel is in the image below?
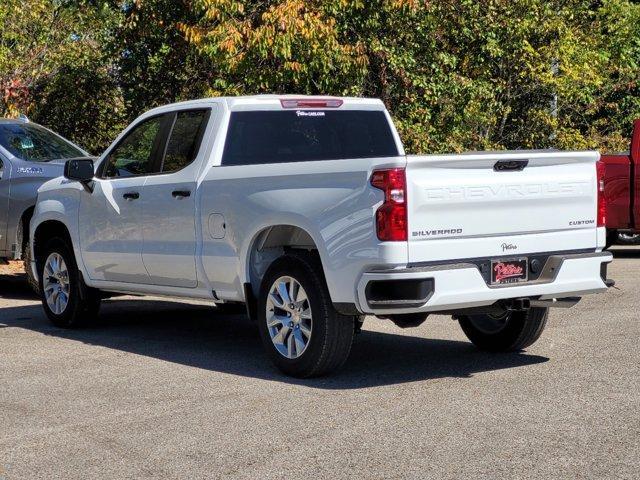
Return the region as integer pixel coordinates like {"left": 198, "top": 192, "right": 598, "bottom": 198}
{"left": 617, "top": 232, "right": 640, "bottom": 245}
{"left": 457, "top": 307, "right": 548, "bottom": 352}
{"left": 39, "top": 237, "right": 101, "bottom": 328}
{"left": 257, "top": 251, "right": 355, "bottom": 378}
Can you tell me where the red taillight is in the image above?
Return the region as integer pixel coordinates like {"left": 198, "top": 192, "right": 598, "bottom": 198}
{"left": 280, "top": 99, "right": 344, "bottom": 109}
{"left": 370, "top": 168, "right": 407, "bottom": 241}
{"left": 596, "top": 161, "right": 606, "bottom": 227}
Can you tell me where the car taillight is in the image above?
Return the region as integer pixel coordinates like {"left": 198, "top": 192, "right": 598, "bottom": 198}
{"left": 596, "top": 161, "right": 606, "bottom": 227}
{"left": 280, "top": 99, "right": 344, "bottom": 108}
{"left": 370, "top": 168, "right": 407, "bottom": 241}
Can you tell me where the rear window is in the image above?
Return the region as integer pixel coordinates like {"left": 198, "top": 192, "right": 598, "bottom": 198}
{"left": 0, "top": 122, "right": 84, "bottom": 162}
{"left": 221, "top": 110, "right": 399, "bottom": 166}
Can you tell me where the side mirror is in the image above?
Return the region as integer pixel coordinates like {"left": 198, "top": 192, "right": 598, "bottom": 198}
{"left": 64, "top": 158, "right": 94, "bottom": 183}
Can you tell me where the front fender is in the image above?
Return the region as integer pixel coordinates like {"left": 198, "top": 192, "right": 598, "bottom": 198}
{"left": 30, "top": 182, "right": 84, "bottom": 278}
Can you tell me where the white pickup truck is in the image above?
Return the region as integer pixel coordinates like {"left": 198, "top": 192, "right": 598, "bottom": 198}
{"left": 30, "top": 96, "right": 613, "bottom": 377}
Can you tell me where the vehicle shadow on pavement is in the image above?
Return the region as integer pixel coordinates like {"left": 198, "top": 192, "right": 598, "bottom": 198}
{"left": 0, "top": 273, "right": 38, "bottom": 300}
{"left": 0, "top": 295, "right": 549, "bottom": 389}
{"left": 609, "top": 247, "right": 640, "bottom": 258}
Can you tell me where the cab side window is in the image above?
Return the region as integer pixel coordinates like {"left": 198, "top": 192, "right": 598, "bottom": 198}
{"left": 103, "top": 116, "right": 163, "bottom": 178}
{"left": 161, "top": 110, "right": 208, "bottom": 174}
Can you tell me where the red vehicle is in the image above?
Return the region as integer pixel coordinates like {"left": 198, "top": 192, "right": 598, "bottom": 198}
{"left": 601, "top": 119, "right": 640, "bottom": 246}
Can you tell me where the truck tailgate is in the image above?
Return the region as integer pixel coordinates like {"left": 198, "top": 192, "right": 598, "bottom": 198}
{"left": 406, "top": 151, "right": 600, "bottom": 263}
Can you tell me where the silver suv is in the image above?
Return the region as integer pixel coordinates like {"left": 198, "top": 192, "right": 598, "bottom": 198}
{"left": 0, "top": 117, "right": 89, "bottom": 289}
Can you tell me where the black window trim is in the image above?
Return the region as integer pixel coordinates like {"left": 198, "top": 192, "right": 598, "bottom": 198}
{"left": 97, "top": 107, "right": 212, "bottom": 179}
{"left": 152, "top": 108, "right": 212, "bottom": 176}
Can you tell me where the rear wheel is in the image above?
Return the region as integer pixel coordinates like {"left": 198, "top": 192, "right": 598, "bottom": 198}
{"left": 458, "top": 307, "right": 548, "bottom": 352}
{"left": 39, "top": 237, "right": 101, "bottom": 328}
{"left": 257, "top": 252, "right": 355, "bottom": 378}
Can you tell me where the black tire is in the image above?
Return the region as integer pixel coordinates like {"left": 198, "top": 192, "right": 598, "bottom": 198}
{"left": 23, "top": 242, "right": 40, "bottom": 295}
{"left": 38, "top": 237, "right": 101, "bottom": 328}
{"left": 458, "top": 307, "right": 548, "bottom": 352}
{"left": 616, "top": 232, "right": 640, "bottom": 245}
{"left": 257, "top": 251, "right": 355, "bottom": 378}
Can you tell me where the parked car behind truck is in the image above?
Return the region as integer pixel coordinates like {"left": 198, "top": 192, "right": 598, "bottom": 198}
{"left": 31, "top": 96, "right": 613, "bottom": 377}
{"left": 600, "top": 119, "right": 640, "bottom": 245}
{"left": 0, "top": 117, "right": 90, "bottom": 290}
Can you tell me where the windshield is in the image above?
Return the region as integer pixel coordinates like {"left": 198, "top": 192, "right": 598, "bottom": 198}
{"left": 0, "top": 122, "right": 85, "bottom": 162}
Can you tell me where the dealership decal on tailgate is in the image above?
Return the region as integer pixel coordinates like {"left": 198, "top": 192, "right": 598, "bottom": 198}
{"left": 491, "top": 258, "right": 528, "bottom": 285}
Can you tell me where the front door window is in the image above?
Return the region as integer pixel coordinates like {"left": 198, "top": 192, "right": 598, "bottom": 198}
{"left": 102, "top": 116, "right": 163, "bottom": 178}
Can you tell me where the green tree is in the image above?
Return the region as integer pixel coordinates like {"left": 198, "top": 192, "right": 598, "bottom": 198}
{"left": 2, "top": 0, "right": 638, "bottom": 154}
{"left": 110, "top": 0, "right": 213, "bottom": 118}
{"left": 180, "top": 0, "right": 640, "bottom": 153}
{"left": 179, "top": 0, "right": 366, "bottom": 96}
{"left": 31, "top": 61, "right": 125, "bottom": 154}
{"left": 0, "top": 0, "right": 124, "bottom": 153}
{"left": 552, "top": 0, "right": 640, "bottom": 151}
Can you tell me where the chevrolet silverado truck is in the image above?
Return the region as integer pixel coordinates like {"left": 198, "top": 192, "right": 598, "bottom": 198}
{"left": 30, "top": 96, "right": 613, "bottom": 377}
{"left": 600, "top": 119, "right": 640, "bottom": 245}
{"left": 0, "top": 117, "right": 90, "bottom": 290}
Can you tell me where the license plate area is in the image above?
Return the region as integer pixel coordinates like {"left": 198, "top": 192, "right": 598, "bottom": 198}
{"left": 491, "top": 258, "right": 528, "bottom": 285}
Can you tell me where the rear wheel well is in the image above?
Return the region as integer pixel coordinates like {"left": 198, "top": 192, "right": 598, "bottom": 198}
{"left": 247, "top": 225, "right": 320, "bottom": 299}
{"left": 33, "top": 221, "right": 73, "bottom": 272}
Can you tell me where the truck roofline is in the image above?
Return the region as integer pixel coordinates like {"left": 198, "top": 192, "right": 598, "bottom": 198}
{"left": 140, "top": 95, "right": 386, "bottom": 118}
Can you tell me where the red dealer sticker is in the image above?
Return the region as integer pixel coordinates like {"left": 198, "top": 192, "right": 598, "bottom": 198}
{"left": 491, "top": 258, "right": 528, "bottom": 285}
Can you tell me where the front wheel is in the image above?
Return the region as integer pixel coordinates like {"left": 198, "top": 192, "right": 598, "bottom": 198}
{"left": 257, "top": 252, "right": 355, "bottom": 378}
{"left": 457, "top": 307, "right": 549, "bottom": 352}
{"left": 39, "top": 237, "right": 101, "bottom": 328}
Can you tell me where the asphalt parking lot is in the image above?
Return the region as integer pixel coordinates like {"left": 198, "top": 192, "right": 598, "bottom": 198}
{"left": 1, "top": 249, "right": 638, "bottom": 480}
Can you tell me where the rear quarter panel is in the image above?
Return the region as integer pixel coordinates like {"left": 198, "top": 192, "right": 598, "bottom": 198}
{"left": 198, "top": 157, "right": 408, "bottom": 304}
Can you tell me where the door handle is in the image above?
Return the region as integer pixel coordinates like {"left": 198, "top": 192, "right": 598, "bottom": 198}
{"left": 123, "top": 192, "right": 140, "bottom": 200}
{"left": 172, "top": 190, "right": 191, "bottom": 198}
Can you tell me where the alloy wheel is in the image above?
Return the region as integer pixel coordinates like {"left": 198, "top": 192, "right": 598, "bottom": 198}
{"left": 265, "top": 276, "right": 312, "bottom": 359}
{"left": 43, "top": 252, "right": 70, "bottom": 315}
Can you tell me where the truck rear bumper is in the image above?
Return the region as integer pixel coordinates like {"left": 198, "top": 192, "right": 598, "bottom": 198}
{"left": 356, "top": 252, "right": 612, "bottom": 315}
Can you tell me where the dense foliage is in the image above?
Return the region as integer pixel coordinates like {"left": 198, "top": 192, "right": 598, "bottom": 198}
{"left": 1, "top": 0, "right": 638, "bottom": 154}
